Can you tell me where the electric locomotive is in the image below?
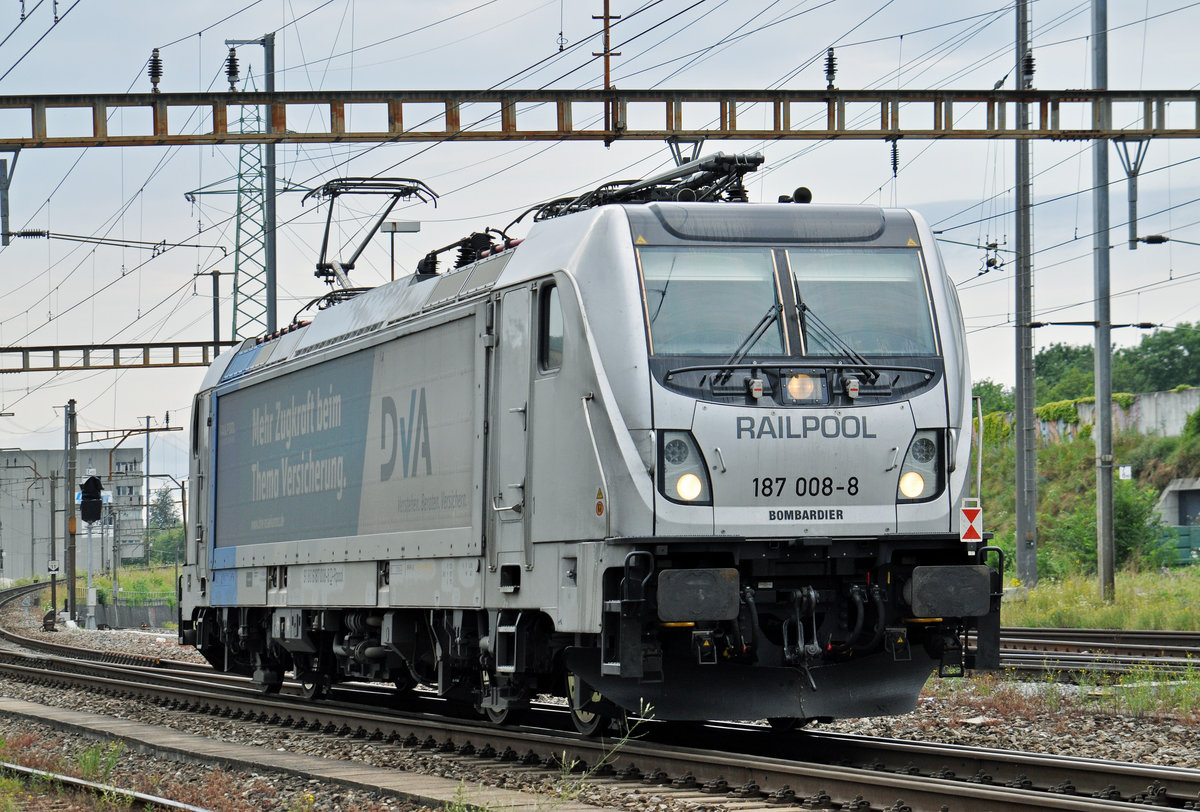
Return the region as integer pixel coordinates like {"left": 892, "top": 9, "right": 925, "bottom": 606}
{"left": 179, "top": 154, "right": 1000, "bottom": 734}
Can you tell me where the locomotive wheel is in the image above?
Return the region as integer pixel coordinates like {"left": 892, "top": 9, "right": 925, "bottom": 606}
{"left": 483, "top": 705, "right": 525, "bottom": 726}
{"left": 565, "top": 672, "right": 619, "bottom": 737}
{"left": 767, "top": 717, "right": 812, "bottom": 732}
{"left": 393, "top": 669, "right": 416, "bottom": 695}
{"left": 300, "top": 675, "right": 330, "bottom": 701}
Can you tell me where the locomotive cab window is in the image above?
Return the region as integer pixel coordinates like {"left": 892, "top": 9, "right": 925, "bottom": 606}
{"left": 538, "top": 283, "right": 563, "bottom": 372}
{"left": 191, "top": 395, "right": 201, "bottom": 457}
{"left": 787, "top": 248, "right": 937, "bottom": 357}
{"left": 638, "top": 247, "right": 784, "bottom": 356}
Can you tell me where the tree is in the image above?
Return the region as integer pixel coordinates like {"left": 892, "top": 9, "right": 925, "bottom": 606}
{"left": 1113, "top": 322, "right": 1200, "bottom": 393}
{"left": 1033, "top": 342, "right": 1093, "bottom": 404}
{"left": 149, "top": 485, "right": 180, "bottom": 529}
{"left": 989, "top": 325, "right": 1200, "bottom": 414}
{"left": 972, "top": 379, "right": 1014, "bottom": 414}
{"left": 1040, "top": 364, "right": 1094, "bottom": 404}
{"left": 149, "top": 526, "right": 185, "bottom": 566}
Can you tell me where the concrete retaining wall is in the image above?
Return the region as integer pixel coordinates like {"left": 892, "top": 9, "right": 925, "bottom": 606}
{"left": 1075, "top": 387, "right": 1200, "bottom": 437}
{"left": 92, "top": 600, "right": 175, "bottom": 629}
{"left": 1012, "top": 387, "right": 1200, "bottom": 441}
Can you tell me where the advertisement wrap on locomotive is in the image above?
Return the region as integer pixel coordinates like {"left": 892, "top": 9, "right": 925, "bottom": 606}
{"left": 179, "top": 154, "right": 1001, "bottom": 734}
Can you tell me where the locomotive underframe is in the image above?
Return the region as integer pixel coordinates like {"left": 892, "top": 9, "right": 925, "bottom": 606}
{"left": 182, "top": 533, "right": 999, "bottom": 722}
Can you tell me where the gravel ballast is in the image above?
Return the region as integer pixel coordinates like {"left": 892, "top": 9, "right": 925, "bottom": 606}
{"left": 3, "top": 598, "right": 1198, "bottom": 810}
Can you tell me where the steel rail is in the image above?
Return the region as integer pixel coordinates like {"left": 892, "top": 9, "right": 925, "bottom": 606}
{"left": 0, "top": 760, "right": 212, "bottom": 811}
{"left": 2, "top": 643, "right": 1196, "bottom": 812}
{"left": 1002, "top": 626, "right": 1200, "bottom": 650}
{"left": 996, "top": 627, "right": 1200, "bottom": 677}
{"left": 5, "top": 585, "right": 1197, "bottom": 810}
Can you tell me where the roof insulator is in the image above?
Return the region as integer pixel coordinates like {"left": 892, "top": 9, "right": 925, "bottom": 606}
{"left": 226, "top": 47, "right": 239, "bottom": 92}
{"left": 148, "top": 48, "right": 163, "bottom": 94}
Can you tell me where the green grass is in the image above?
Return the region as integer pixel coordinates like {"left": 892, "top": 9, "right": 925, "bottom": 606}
{"left": 1001, "top": 567, "right": 1200, "bottom": 630}
{"left": 51, "top": 566, "right": 178, "bottom": 613}
{"left": 1108, "top": 660, "right": 1200, "bottom": 716}
{"left": 0, "top": 776, "right": 26, "bottom": 812}
{"left": 75, "top": 741, "right": 123, "bottom": 783}
{"left": 936, "top": 663, "right": 1200, "bottom": 723}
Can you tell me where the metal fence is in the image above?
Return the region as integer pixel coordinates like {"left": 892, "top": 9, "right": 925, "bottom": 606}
{"left": 1160, "top": 525, "right": 1200, "bottom": 566}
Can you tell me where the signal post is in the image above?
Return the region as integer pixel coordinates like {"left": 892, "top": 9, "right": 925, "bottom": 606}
{"left": 80, "top": 475, "right": 102, "bottom": 629}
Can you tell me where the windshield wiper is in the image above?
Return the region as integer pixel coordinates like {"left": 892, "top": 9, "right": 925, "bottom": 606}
{"left": 713, "top": 304, "right": 780, "bottom": 384}
{"left": 798, "top": 302, "right": 880, "bottom": 384}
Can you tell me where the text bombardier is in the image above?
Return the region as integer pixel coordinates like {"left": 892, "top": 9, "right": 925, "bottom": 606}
{"left": 768, "top": 508, "right": 845, "bottom": 521}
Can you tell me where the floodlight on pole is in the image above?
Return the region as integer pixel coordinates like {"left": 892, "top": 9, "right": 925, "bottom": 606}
{"left": 382, "top": 220, "right": 421, "bottom": 281}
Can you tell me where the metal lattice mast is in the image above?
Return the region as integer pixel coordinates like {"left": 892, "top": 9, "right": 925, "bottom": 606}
{"left": 231, "top": 87, "right": 269, "bottom": 340}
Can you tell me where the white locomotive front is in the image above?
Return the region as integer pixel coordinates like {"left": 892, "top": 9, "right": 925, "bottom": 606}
{"left": 179, "top": 155, "right": 1000, "bottom": 733}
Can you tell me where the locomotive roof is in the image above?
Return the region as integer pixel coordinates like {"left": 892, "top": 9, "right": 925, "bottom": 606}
{"left": 623, "top": 202, "right": 920, "bottom": 247}
{"left": 203, "top": 200, "right": 923, "bottom": 390}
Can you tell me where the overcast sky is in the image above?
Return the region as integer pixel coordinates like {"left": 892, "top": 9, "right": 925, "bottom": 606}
{"left": 1, "top": 0, "right": 1198, "bottom": 479}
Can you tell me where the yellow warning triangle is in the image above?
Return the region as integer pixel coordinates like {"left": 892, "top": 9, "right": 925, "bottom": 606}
{"left": 635, "top": 235, "right": 648, "bottom": 245}
{"left": 906, "top": 238, "right": 918, "bottom": 247}
{"left": 596, "top": 488, "right": 605, "bottom": 500}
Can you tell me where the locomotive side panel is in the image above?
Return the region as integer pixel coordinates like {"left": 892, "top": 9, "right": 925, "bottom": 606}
{"left": 211, "top": 313, "right": 478, "bottom": 558}
{"left": 213, "top": 349, "right": 373, "bottom": 551}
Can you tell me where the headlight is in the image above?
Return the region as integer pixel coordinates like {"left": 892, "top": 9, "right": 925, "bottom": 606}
{"left": 896, "top": 429, "right": 942, "bottom": 502}
{"left": 781, "top": 369, "right": 826, "bottom": 404}
{"left": 658, "top": 431, "right": 712, "bottom": 505}
{"left": 898, "top": 471, "right": 926, "bottom": 498}
{"left": 676, "top": 473, "right": 703, "bottom": 501}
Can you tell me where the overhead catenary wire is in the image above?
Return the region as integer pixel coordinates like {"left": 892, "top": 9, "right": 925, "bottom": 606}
{"left": 0, "top": 0, "right": 44, "bottom": 51}
{"left": 4, "top": 0, "right": 672, "bottom": 395}
{"left": 6, "top": 2, "right": 1200, "bottom": 432}
{"left": 0, "top": 0, "right": 83, "bottom": 84}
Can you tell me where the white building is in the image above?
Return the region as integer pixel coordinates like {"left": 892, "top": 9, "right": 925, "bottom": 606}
{"left": 0, "top": 447, "right": 144, "bottom": 581}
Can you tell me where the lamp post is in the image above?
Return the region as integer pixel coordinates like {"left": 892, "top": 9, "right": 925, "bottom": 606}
{"left": 381, "top": 221, "right": 421, "bottom": 281}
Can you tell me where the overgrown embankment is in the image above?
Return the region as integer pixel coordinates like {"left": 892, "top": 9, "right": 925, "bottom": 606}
{"left": 976, "top": 407, "right": 1200, "bottom": 581}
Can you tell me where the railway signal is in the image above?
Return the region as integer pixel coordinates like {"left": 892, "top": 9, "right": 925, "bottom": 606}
{"left": 79, "top": 475, "right": 102, "bottom": 524}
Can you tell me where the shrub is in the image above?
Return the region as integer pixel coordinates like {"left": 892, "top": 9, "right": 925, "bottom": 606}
{"left": 1184, "top": 407, "right": 1200, "bottom": 442}
{"left": 1035, "top": 399, "right": 1080, "bottom": 424}
{"left": 1043, "top": 478, "right": 1169, "bottom": 574}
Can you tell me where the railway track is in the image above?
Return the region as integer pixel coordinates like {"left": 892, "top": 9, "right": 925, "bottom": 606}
{"left": 0, "top": 637, "right": 1196, "bottom": 804}
{"left": 4, "top": 585, "right": 1199, "bottom": 811}
{"left": 7, "top": 651, "right": 1200, "bottom": 810}
{"left": 0, "top": 759, "right": 211, "bottom": 811}
{"left": 999, "top": 626, "right": 1200, "bottom": 676}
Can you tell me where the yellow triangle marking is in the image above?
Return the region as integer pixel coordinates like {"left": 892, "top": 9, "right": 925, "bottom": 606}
{"left": 596, "top": 488, "right": 605, "bottom": 500}
{"left": 906, "top": 238, "right": 918, "bottom": 247}
{"left": 635, "top": 235, "right": 648, "bottom": 245}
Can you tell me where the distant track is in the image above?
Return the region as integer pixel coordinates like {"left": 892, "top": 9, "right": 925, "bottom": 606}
{"left": 0, "top": 760, "right": 210, "bottom": 811}
{"left": 999, "top": 626, "right": 1200, "bottom": 676}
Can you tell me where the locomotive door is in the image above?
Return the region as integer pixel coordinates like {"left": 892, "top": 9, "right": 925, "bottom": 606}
{"left": 489, "top": 287, "right": 532, "bottom": 575}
